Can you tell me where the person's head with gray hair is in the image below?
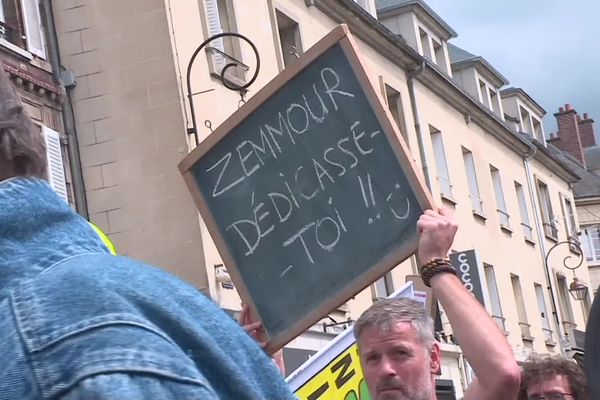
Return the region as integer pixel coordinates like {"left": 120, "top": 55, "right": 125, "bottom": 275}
{"left": 0, "top": 67, "right": 47, "bottom": 181}
{"left": 355, "top": 297, "right": 440, "bottom": 400}
{"left": 354, "top": 298, "right": 435, "bottom": 348}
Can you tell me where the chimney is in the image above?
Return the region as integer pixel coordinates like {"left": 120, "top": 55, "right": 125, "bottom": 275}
{"left": 553, "top": 103, "right": 586, "bottom": 166}
{"left": 578, "top": 112, "right": 597, "bottom": 148}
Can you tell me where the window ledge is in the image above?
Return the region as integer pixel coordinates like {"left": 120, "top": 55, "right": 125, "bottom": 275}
{"left": 440, "top": 193, "right": 457, "bottom": 206}
{"left": 522, "top": 335, "right": 535, "bottom": 343}
{"left": 0, "top": 38, "right": 32, "bottom": 60}
{"left": 472, "top": 209, "right": 487, "bottom": 222}
{"left": 545, "top": 234, "right": 559, "bottom": 243}
{"left": 545, "top": 340, "right": 557, "bottom": 347}
{"left": 524, "top": 237, "right": 536, "bottom": 246}
{"left": 500, "top": 224, "right": 513, "bottom": 235}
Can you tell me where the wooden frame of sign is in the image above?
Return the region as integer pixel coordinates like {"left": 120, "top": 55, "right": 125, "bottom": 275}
{"left": 179, "top": 24, "right": 433, "bottom": 353}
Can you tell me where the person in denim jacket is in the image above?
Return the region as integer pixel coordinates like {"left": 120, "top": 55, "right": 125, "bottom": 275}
{"left": 0, "top": 68, "right": 296, "bottom": 399}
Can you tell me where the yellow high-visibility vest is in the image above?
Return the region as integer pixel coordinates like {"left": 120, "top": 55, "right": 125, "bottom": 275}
{"left": 89, "top": 223, "right": 117, "bottom": 255}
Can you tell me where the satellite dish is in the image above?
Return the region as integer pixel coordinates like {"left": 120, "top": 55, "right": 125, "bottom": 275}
{"left": 585, "top": 291, "right": 600, "bottom": 399}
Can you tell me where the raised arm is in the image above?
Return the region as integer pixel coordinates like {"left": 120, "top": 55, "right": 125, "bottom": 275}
{"left": 417, "top": 208, "right": 521, "bottom": 400}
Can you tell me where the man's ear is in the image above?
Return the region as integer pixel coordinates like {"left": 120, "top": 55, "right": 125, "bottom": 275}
{"left": 430, "top": 342, "right": 441, "bottom": 375}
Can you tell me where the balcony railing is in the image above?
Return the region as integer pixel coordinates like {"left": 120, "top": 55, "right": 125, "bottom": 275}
{"left": 521, "top": 222, "right": 534, "bottom": 242}
{"left": 542, "top": 328, "right": 554, "bottom": 345}
{"left": 543, "top": 222, "right": 558, "bottom": 240}
{"left": 437, "top": 176, "right": 453, "bottom": 199}
{"left": 470, "top": 194, "right": 484, "bottom": 214}
{"left": 0, "top": 21, "right": 15, "bottom": 44}
{"left": 519, "top": 322, "right": 532, "bottom": 339}
{"left": 497, "top": 208, "right": 510, "bottom": 228}
{"left": 562, "top": 320, "right": 577, "bottom": 335}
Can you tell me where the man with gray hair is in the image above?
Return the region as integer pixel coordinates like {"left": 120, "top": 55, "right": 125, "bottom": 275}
{"left": 0, "top": 68, "right": 296, "bottom": 399}
{"left": 355, "top": 208, "right": 522, "bottom": 400}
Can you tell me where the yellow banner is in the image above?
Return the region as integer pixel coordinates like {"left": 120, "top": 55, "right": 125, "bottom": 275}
{"left": 296, "top": 343, "right": 370, "bottom": 400}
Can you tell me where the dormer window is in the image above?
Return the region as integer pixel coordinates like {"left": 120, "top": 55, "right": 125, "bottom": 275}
{"left": 448, "top": 44, "right": 508, "bottom": 118}
{"left": 419, "top": 27, "right": 431, "bottom": 60}
{"left": 501, "top": 88, "right": 546, "bottom": 144}
{"left": 377, "top": 0, "right": 456, "bottom": 75}
{"left": 476, "top": 75, "right": 503, "bottom": 116}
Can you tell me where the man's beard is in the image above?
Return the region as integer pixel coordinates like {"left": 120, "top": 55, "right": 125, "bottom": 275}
{"left": 375, "top": 373, "right": 434, "bottom": 400}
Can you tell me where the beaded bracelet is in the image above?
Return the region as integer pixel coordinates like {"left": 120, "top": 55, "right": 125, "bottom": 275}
{"left": 420, "top": 257, "right": 457, "bottom": 287}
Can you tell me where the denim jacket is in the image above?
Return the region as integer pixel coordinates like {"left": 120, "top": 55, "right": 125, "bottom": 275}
{"left": 0, "top": 178, "right": 296, "bottom": 399}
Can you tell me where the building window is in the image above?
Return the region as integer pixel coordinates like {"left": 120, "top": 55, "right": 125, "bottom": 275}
{"left": 205, "top": 0, "right": 246, "bottom": 82}
{"left": 478, "top": 79, "right": 490, "bottom": 109}
{"left": 532, "top": 117, "right": 543, "bottom": 142}
{"left": 431, "top": 38, "right": 447, "bottom": 73}
{"left": 372, "top": 272, "right": 394, "bottom": 300}
{"left": 536, "top": 179, "right": 558, "bottom": 240}
{"left": 385, "top": 84, "right": 408, "bottom": 146}
{"left": 0, "top": 0, "right": 47, "bottom": 58}
{"left": 430, "top": 126, "right": 453, "bottom": 200}
{"left": 489, "top": 89, "right": 501, "bottom": 115}
{"left": 418, "top": 27, "right": 432, "bottom": 60}
{"left": 511, "top": 275, "right": 531, "bottom": 341}
{"left": 515, "top": 181, "right": 534, "bottom": 242}
{"left": 534, "top": 283, "right": 554, "bottom": 345}
{"left": 490, "top": 166, "right": 509, "bottom": 229}
{"left": 560, "top": 195, "right": 578, "bottom": 241}
{"left": 580, "top": 225, "right": 600, "bottom": 264}
{"left": 519, "top": 106, "right": 534, "bottom": 136}
{"left": 484, "top": 264, "right": 505, "bottom": 331}
{"left": 276, "top": 10, "right": 302, "bottom": 69}
{"left": 556, "top": 274, "right": 576, "bottom": 333}
{"left": 462, "top": 147, "right": 483, "bottom": 215}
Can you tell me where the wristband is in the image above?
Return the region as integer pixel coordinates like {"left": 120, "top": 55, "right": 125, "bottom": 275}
{"left": 420, "top": 257, "right": 456, "bottom": 287}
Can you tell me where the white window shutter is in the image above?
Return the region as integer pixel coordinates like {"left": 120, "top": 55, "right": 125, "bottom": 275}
{"left": 21, "top": 0, "right": 47, "bottom": 59}
{"left": 205, "top": 0, "right": 225, "bottom": 71}
{"left": 42, "top": 126, "right": 68, "bottom": 203}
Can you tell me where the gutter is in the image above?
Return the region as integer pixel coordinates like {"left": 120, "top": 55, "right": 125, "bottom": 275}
{"left": 42, "top": 0, "right": 88, "bottom": 218}
{"left": 522, "top": 142, "right": 567, "bottom": 356}
{"left": 407, "top": 60, "right": 432, "bottom": 191}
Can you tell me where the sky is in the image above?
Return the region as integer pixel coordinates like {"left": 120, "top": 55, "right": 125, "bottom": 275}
{"left": 423, "top": 0, "right": 600, "bottom": 142}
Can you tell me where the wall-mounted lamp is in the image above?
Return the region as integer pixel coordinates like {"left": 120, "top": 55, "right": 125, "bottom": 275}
{"left": 545, "top": 240, "right": 589, "bottom": 302}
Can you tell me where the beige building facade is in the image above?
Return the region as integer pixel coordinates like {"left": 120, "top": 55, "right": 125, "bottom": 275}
{"left": 52, "top": 0, "right": 593, "bottom": 394}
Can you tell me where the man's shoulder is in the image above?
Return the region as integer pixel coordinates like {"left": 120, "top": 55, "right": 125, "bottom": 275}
{"left": 7, "top": 253, "right": 296, "bottom": 399}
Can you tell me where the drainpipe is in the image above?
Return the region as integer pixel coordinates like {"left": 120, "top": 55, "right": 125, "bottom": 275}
{"left": 407, "top": 61, "right": 432, "bottom": 191}
{"left": 42, "top": 0, "right": 88, "bottom": 218}
{"left": 522, "top": 143, "right": 567, "bottom": 356}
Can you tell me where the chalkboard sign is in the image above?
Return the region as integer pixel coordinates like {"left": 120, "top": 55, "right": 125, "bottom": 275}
{"left": 179, "top": 25, "right": 433, "bottom": 352}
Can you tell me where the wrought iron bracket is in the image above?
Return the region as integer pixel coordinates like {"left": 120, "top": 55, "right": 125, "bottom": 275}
{"left": 185, "top": 32, "right": 260, "bottom": 146}
{"left": 545, "top": 240, "right": 584, "bottom": 274}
